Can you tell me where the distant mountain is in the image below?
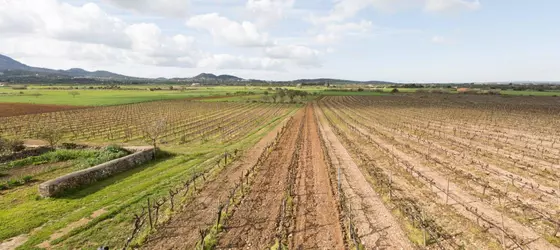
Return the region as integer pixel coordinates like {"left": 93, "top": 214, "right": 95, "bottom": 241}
{"left": 0, "top": 54, "right": 131, "bottom": 79}
{"left": 191, "top": 73, "right": 243, "bottom": 82}
{"left": 0, "top": 54, "right": 30, "bottom": 71}
{"left": 0, "top": 53, "right": 399, "bottom": 85}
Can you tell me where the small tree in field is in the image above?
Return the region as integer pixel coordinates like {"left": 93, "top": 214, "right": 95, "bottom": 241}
{"left": 37, "top": 125, "right": 65, "bottom": 149}
{"left": 69, "top": 91, "right": 80, "bottom": 98}
{"left": 142, "top": 118, "right": 167, "bottom": 160}
{"left": 277, "top": 89, "right": 286, "bottom": 103}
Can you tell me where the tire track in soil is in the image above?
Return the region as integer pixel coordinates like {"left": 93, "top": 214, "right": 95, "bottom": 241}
{"left": 289, "top": 104, "right": 345, "bottom": 249}
{"left": 140, "top": 115, "right": 293, "bottom": 250}
{"left": 216, "top": 109, "right": 306, "bottom": 249}
{"left": 315, "top": 104, "right": 415, "bottom": 250}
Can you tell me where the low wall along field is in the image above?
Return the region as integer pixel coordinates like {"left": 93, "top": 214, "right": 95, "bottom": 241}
{"left": 38, "top": 147, "right": 154, "bottom": 197}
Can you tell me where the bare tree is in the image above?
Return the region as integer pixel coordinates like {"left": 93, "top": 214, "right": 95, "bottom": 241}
{"left": 37, "top": 125, "right": 65, "bottom": 149}
{"left": 142, "top": 118, "right": 167, "bottom": 159}
{"left": 69, "top": 91, "right": 80, "bottom": 98}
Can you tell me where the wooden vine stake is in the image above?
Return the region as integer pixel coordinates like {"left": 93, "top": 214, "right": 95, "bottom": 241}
{"left": 446, "top": 178, "right": 450, "bottom": 205}
{"left": 217, "top": 203, "right": 224, "bottom": 229}
{"left": 499, "top": 196, "right": 506, "bottom": 249}
{"left": 147, "top": 198, "right": 153, "bottom": 229}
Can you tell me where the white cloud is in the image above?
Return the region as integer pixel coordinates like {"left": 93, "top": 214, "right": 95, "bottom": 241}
{"left": 0, "top": 0, "right": 130, "bottom": 48}
{"left": 431, "top": 35, "right": 455, "bottom": 44}
{"left": 197, "top": 54, "right": 286, "bottom": 71}
{"left": 431, "top": 35, "right": 446, "bottom": 43}
{"left": 246, "top": 0, "right": 295, "bottom": 26}
{"left": 186, "top": 13, "right": 270, "bottom": 47}
{"left": 424, "top": 0, "right": 480, "bottom": 12}
{"left": 0, "top": 0, "right": 200, "bottom": 68}
{"left": 316, "top": 20, "right": 373, "bottom": 44}
{"left": 265, "top": 45, "right": 321, "bottom": 66}
{"left": 311, "top": 0, "right": 481, "bottom": 24}
{"left": 104, "top": 0, "right": 191, "bottom": 17}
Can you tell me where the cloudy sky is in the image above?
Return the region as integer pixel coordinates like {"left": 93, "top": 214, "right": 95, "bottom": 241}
{"left": 1, "top": 0, "right": 559, "bottom": 82}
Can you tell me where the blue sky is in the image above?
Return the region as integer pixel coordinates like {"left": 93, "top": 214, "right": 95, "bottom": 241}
{"left": 0, "top": 0, "right": 558, "bottom": 82}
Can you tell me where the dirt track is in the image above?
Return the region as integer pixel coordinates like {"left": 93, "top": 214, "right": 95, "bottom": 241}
{"left": 289, "top": 104, "right": 344, "bottom": 249}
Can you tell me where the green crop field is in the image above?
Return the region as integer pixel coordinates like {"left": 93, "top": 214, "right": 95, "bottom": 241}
{"left": 0, "top": 86, "right": 270, "bottom": 106}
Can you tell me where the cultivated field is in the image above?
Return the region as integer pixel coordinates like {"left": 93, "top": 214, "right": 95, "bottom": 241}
{"left": 318, "top": 95, "right": 560, "bottom": 249}
{"left": 0, "top": 98, "right": 298, "bottom": 249}
{"left": 0, "top": 92, "right": 559, "bottom": 250}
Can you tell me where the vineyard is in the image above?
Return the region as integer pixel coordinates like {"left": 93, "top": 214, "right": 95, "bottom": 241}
{"left": 0, "top": 100, "right": 298, "bottom": 249}
{"left": 1, "top": 93, "right": 559, "bottom": 250}
{"left": 0, "top": 100, "right": 292, "bottom": 145}
{"left": 318, "top": 95, "right": 560, "bottom": 249}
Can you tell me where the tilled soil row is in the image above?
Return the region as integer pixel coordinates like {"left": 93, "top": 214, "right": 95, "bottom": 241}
{"left": 288, "top": 104, "right": 345, "bottom": 249}
{"left": 216, "top": 108, "right": 306, "bottom": 249}
{"left": 315, "top": 103, "right": 415, "bottom": 249}
{"left": 321, "top": 97, "right": 557, "bottom": 249}
{"left": 140, "top": 114, "right": 294, "bottom": 250}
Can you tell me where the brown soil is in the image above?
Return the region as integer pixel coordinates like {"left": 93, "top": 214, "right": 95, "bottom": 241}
{"left": 216, "top": 109, "right": 306, "bottom": 249}
{"left": 0, "top": 103, "right": 87, "bottom": 117}
{"left": 315, "top": 105, "right": 414, "bottom": 249}
{"left": 289, "top": 104, "right": 345, "bottom": 249}
{"left": 321, "top": 96, "right": 559, "bottom": 249}
{"left": 141, "top": 115, "right": 294, "bottom": 249}
{"left": 0, "top": 235, "right": 28, "bottom": 250}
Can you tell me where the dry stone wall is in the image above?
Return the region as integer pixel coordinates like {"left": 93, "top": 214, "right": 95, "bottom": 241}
{"left": 39, "top": 147, "right": 154, "bottom": 197}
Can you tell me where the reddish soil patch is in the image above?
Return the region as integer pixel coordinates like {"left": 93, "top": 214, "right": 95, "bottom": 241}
{"left": 0, "top": 103, "right": 87, "bottom": 117}
{"left": 289, "top": 104, "right": 344, "bottom": 249}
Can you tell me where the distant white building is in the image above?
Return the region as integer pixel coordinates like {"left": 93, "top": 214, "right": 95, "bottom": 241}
{"left": 191, "top": 83, "right": 201, "bottom": 86}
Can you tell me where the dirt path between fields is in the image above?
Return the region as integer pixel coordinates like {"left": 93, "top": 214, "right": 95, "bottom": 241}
{"left": 141, "top": 115, "right": 294, "bottom": 249}
{"left": 315, "top": 105, "right": 415, "bottom": 249}
{"left": 216, "top": 109, "right": 306, "bottom": 249}
{"left": 289, "top": 104, "right": 345, "bottom": 249}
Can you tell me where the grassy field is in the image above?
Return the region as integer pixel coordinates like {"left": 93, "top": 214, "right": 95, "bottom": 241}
{"left": 0, "top": 86, "right": 269, "bottom": 106}
{"left": 1, "top": 85, "right": 558, "bottom": 107}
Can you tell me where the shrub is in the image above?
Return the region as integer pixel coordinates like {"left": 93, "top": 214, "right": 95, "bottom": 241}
{"left": 0, "top": 183, "right": 7, "bottom": 190}
{"left": 7, "top": 179, "right": 22, "bottom": 187}
{"left": 8, "top": 149, "right": 98, "bottom": 169}
{"left": 22, "top": 176, "right": 33, "bottom": 183}
{"left": 391, "top": 88, "right": 399, "bottom": 93}
{"left": 80, "top": 146, "right": 129, "bottom": 168}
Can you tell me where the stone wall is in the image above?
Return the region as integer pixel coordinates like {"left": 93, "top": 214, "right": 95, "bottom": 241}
{"left": 39, "top": 147, "right": 154, "bottom": 197}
